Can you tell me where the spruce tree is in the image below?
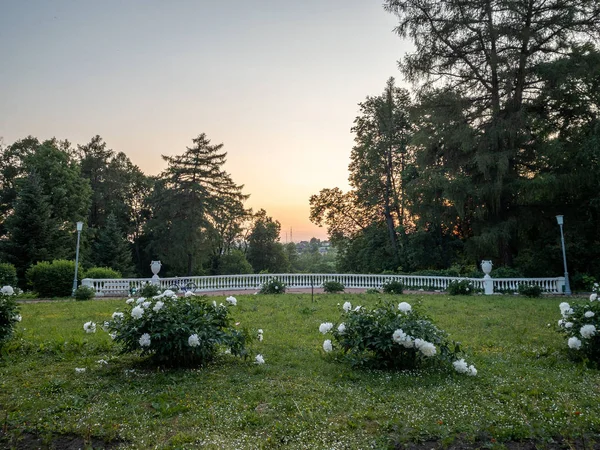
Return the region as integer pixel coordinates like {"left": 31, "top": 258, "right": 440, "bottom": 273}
{"left": 92, "top": 213, "right": 134, "bottom": 276}
{"left": 3, "top": 171, "right": 55, "bottom": 284}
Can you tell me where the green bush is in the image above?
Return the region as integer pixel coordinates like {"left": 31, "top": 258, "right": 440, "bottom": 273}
{"left": 365, "top": 288, "right": 380, "bottom": 294}
{"left": 84, "top": 267, "right": 122, "bottom": 279}
{"left": 103, "top": 292, "right": 248, "bottom": 366}
{"left": 26, "top": 260, "right": 82, "bottom": 298}
{"left": 518, "top": 284, "right": 543, "bottom": 298}
{"left": 447, "top": 279, "right": 475, "bottom": 296}
{"left": 490, "top": 267, "right": 524, "bottom": 278}
{"left": 138, "top": 282, "right": 161, "bottom": 298}
{"left": 571, "top": 273, "right": 596, "bottom": 292}
{"left": 319, "top": 300, "right": 474, "bottom": 373}
{"left": 259, "top": 278, "right": 286, "bottom": 294}
{"left": 0, "top": 263, "right": 17, "bottom": 287}
{"left": 323, "top": 280, "right": 344, "bottom": 293}
{"left": 0, "top": 286, "right": 20, "bottom": 351}
{"left": 382, "top": 280, "right": 404, "bottom": 295}
{"left": 74, "top": 285, "right": 96, "bottom": 301}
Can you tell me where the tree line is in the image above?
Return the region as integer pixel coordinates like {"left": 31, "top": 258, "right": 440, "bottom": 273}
{"left": 310, "top": 0, "right": 600, "bottom": 288}
{"left": 0, "top": 133, "right": 335, "bottom": 288}
{"left": 2, "top": 0, "right": 599, "bottom": 289}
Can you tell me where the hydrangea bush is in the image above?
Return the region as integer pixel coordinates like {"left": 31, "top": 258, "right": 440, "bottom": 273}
{"left": 101, "top": 291, "right": 249, "bottom": 366}
{"left": 558, "top": 283, "right": 600, "bottom": 363}
{"left": 259, "top": 278, "right": 286, "bottom": 294}
{"left": 447, "top": 279, "right": 475, "bottom": 296}
{"left": 319, "top": 300, "right": 476, "bottom": 374}
{"left": 382, "top": 280, "right": 404, "bottom": 295}
{"left": 323, "top": 280, "right": 345, "bottom": 293}
{"left": 0, "top": 286, "right": 21, "bottom": 351}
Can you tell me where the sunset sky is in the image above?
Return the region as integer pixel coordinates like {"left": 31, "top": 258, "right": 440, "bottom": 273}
{"left": 0, "top": 1, "right": 411, "bottom": 242}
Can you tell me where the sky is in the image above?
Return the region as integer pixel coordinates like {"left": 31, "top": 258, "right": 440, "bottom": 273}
{"left": 0, "top": 1, "right": 411, "bottom": 242}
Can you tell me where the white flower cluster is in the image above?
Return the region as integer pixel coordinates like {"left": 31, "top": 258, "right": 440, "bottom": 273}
{"left": 188, "top": 334, "right": 200, "bottom": 347}
{"left": 398, "top": 302, "right": 412, "bottom": 313}
{"left": 258, "top": 329, "right": 264, "bottom": 342}
{"left": 83, "top": 321, "right": 96, "bottom": 333}
{"left": 255, "top": 354, "right": 265, "bottom": 364}
{"left": 414, "top": 338, "right": 437, "bottom": 357}
{"left": 139, "top": 333, "right": 151, "bottom": 347}
{"left": 1, "top": 285, "right": 14, "bottom": 296}
{"left": 392, "top": 329, "right": 413, "bottom": 348}
{"left": 323, "top": 339, "right": 333, "bottom": 352}
{"left": 590, "top": 283, "right": 599, "bottom": 302}
{"left": 392, "top": 328, "right": 437, "bottom": 357}
{"left": 343, "top": 301, "right": 352, "bottom": 312}
{"left": 226, "top": 296, "right": 237, "bottom": 306}
{"left": 559, "top": 295, "right": 599, "bottom": 352}
{"left": 452, "top": 359, "right": 477, "bottom": 376}
{"left": 319, "top": 322, "right": 333, "bottom": 334}
{"left": 131, "top": 305, "right": 144, "bottom": 319}
{"left": 559, "top": 302, "right": 573, "bottom": 317}
{"left": 580, "top": 324, "right": 596, "bottom": 339}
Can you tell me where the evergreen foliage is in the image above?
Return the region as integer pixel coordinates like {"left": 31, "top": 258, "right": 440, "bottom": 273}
{"left": 145, "top": 134, "right": 249, "bottom": 276}
{"left": 0, "top": 263, "right": 17, "bottom": 287}
{"left": 92, "top": 213, "right": 134, "bottom": 276}
{"left": 3, "top": 171, "right": 55, "bottom": 285}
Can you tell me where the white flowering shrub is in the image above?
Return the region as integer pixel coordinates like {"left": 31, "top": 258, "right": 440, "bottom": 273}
{"left": 259, "top": 278, "right": 286, "bottom": 294}
{"left": 320, "top": 300, "right": 474, "bottom": 373}
{"left": 0, "top": 286, "right": 20, "bottom": 351}
{"left": 447, "top": 279, "right": 475, "bottom": 296}
{"left": 382, "top": 280, "right": 404, "bottom": 295}
{"left": 104, "top": 292, "right": 249, "bottom": 366}
{"left": 322, "top": 280, "right": 345, "bottom": 293}
{"left": 558, "top": 284, "right": 600, "bottom": 364}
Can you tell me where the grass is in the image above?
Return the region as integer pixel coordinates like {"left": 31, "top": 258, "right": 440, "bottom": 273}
{"left": 1, "top": 293, "right": 600, "bottom": 449}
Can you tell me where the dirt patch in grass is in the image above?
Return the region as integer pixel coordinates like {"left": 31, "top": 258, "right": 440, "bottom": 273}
{"left": 395, "top": 436, "right": 597, "bottom": 450}
{"left": 0, "top": 431, "right": 125, "bottom": 449}
{"left": 2, "top": 432, "right": 597, "bottom": 449}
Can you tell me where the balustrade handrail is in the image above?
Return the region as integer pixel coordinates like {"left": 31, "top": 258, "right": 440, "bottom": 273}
{"left": 82, "top": 273, "right": 566, "bottom": 296}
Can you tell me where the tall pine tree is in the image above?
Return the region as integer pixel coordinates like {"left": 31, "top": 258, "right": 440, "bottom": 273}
{"left": 3, "top": 171, "right": 55, "bottom": 285}
{"left": 145, "top": 134, "right": 249, "bottom": 275}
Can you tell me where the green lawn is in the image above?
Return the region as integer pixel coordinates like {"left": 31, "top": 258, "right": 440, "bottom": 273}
{"left": 1, "top": 293, "right": 599, "bottom": 449}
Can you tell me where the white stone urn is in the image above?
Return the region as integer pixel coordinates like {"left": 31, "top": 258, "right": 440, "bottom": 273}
{"left": 481, "top": 260, "right": 493, "bottom": 295}
{"left": 481, "top": 260, "right": 493, "bottom": 277}
{"left": 150, "top": 260, "right": 162, "bottom": 285}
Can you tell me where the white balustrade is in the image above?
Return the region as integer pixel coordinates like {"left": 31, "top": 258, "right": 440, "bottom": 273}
{"left": 81, "top": 273, "right": 566, "bottom": 297}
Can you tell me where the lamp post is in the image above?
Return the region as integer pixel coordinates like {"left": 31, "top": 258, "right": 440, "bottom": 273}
{"left": 555, "top": 215, "right": 571, "bottom": 296}
{"left": 72, "top": 221, "right": 84, "bottom": 296}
